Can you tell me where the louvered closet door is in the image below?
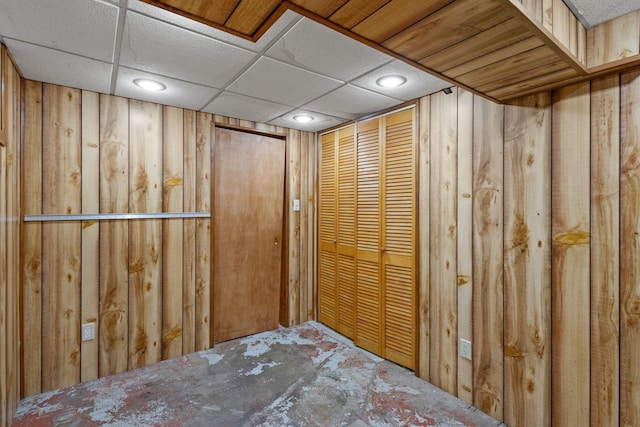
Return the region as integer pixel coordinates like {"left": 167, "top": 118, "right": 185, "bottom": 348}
{"left": 355, "top": 118, "right": 382, "bottom": 354}
{"left": 319, "top": 132, "right": 337, "bottom": 328}
{"left": 336, "top": 127, "right": 356, "bottom": 339}
{"left": 382, "top": 109, "right": 415, "bottom": 369}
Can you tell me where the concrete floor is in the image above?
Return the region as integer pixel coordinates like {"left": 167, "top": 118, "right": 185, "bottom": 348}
{"left": 14, "top": 322, "right": 503, "bottom": 426}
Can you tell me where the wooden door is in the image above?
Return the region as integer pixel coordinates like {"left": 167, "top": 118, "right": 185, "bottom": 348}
{"left": 213, "top": 128, "right": 285, "bottom": 342}
{"left": 381, "top": 109, "right": 415, "bottom": 369}
{"left": 318, "top": 132, "right": 337, "bottom": 328}
{"left": 355, "top": 118, "right": 382, "bottom": 354}
{"left": 336, "top": 127, "right": 356, "bottom": 339}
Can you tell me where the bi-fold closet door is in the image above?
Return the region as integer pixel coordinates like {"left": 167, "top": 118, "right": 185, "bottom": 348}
{"left": 319, "top": 108, "right": 416, "bottom": 369}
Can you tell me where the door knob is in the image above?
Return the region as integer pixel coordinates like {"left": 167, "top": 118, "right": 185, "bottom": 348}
{"left": 274, "top": 238, "right": 279, "bottom": 246}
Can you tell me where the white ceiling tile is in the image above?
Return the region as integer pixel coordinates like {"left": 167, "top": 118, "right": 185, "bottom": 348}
{"left": 115, "top": 66, "right": 219, "bottom": 110}
{"left": 351, "top": 60, "right": 452, "bottom": 101}
{"left": 127, "top": 1, "right": 301, "bottom": 53}
{"left": 564, "top": 0, "right": 640, "bottom": 27}
{"left": 303, "top": 85, "right": 401, "bottom": 120}
{"left": 120, "top": 11, "right": 257, "bottom": 88}
{"left": 267, "top": 18, "right": 391, "bottom": 81}
{"left": 228, "top": 57, "right": 342, "bottom": 107}
{"left": 5, "top": 39, "right": 112, "bottom": 93}
{"left": 0, "top": 0, "right": 119, "bottom": 62}
{"left": 202, "top": 92, "right": 292, "bottom": 123}
{"left": 269, "top": 109, "right": 348, "bottom": 133}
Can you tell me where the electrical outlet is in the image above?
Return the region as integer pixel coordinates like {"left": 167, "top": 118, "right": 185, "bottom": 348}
{"left": 82, "top": 323, "right": 95, "bottom": 341}
{"left": 460, "top": 339, "right": 472, "bottom": 360}
{"left": 293, "top": 199, "right": 301, "bottom": 211}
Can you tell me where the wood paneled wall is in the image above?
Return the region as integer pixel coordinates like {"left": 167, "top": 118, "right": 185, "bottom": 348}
{"left": 0, "top": 46, "right": 22, "bottom": 427}
{"left": 515, "top": 0, "right": 587, "bottom": 64}
{"left": 418, "top": 68, "right": 640, "bottom": 426}
{"left": 21, "top": 81, "right": 316, "bottom": 396}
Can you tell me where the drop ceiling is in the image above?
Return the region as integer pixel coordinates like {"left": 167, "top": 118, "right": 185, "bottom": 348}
{"left": 0, "top": 0, "right": 638, "bottom": 133}
{"left": 0, "top": 0, "right": 451, "bottom": 132}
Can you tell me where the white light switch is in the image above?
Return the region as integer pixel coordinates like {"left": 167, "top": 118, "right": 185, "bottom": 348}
{"left": 293, "top": 199, "right": 300, "bottom": 211}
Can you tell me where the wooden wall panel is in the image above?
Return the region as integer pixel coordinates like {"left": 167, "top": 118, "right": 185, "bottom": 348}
{"left": 472, "top": 95, "right": 504, "bottom": 419}
{"left": 21, "top": 83, "right": 316, "bottom": 398}
{"left": 429, "top": 89, "right": 458, "bottom": 395}
{"left": 81, "top": 91, "right": 100, "bottom": 382}
{"left": 551, "top": 82, "right": 591, "bottom": 427}
{"left": 456, "top": 89, "right": 473, "bottom": 404}
{"left": 590, "top": 75, "right": 620, "bottom": 427}
{"left": 41, "top": 84, "right": 82, "bottom": 391}
{"left": 99, "top": 94, "right": 129, "bottom": 377}
{"left": 162, "top": 106, "right": 184, "bottom": 360}
{"left": 0, "top": 143, "right": 6, "bottom": 426}
{"left": 1, "top": 46, "right": 21, "bottom": 426}
{"left": 182, "top": 109, "right": 197, "bottom": 354}
{"left": 588, "top": 11, "right": 640, "bottom": 70}
{"left": 503, "top": 92, "right": 551, "bottom": 427}
{"left": 22, "top": 80, "right": 43, "bottom": 397}
{"left": 416, "top": 96, "right": 430, "bottom": 380}
{"left": 195, "top": 112, "right": 211, "bottom": 350}
{"left": 621, "top": 69, "right": 640, "bottom": 427}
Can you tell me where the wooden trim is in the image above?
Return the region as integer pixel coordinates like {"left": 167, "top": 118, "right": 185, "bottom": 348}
{"left": 493, "top": 0, "right": 587, "bottom": 74}
{"left": 213, "top": 122, "right": 287, "bottom": 139}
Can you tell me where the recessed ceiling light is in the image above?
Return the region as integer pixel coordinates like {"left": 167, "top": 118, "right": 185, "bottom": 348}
{"left": 293, "top": 114, "right": 314, "bottom": 123}
{"left": 376, "top": 75, "right": 407, "bottom": 88}
{"left": 133, "top": 78, "right": 167, "bottom": 92}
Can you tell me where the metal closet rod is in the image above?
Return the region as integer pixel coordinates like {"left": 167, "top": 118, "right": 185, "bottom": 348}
{"left": 24, "top": 212, "right": 211, "bottom": 222}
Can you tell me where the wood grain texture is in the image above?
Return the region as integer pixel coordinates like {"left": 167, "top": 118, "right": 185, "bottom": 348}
{"left": 213, "top": 128, "right": 285, "bottom": 342}
{"left": 382, "top": 109, "right": 415, "bottom": 370}
{"left": 182, "top": 109, "right": 197, "bottom": 354}
{"left": 81, "top": 90, "right": 100, "bottom": 382}
{"left": 287, "top": 129, "right": 301, "bottom": 327}
{"left": 319, "top": 132, "right": 338, "bottom": 329}
{"left": 417, "top": 96, "right": 430, "bottom": 380}
{"left": 352, "top": 0, "right": 453, "bottom": 43}
{"left": 22, "top": 80, "right": 43, "bottom": 396}
{"left": 129, "top": 100, "right": 163, "bottom": 369}
{"left": 4, "top": 53, "right": 20, "bottom": 423}
{"left": 99, "top": 94, "right": 129, "bottom": 377}
{"left": 621, "top": 69, "right": 640, "bottom": 427}
{"left": 42, "top": 84, "right": 82, "bottom": 392}
{"left": 503, "top": 92, "right": 551, "bottom": 427}
{"left": 337, "top": 126, "right": 355, "bottom": 339}
{"left": 355, "top": 119, "right": 381, "bottom": 354}
{"left": 383, "top": 0, "right": 511, "bottom": 61}
{"left": 196, "top": 112, "right": 211, "bottom": 350}
{"left": 588, "top": 11, "right": 640, "bottom": 69}
{"left": 0, "top": 144, "right": 7, "bottom": 425}
{"left": 456, "top": 89, "right": 473, "bottom": 404}
{"left": 162, "top": 106, "right": 184, "bottom": 360}
{"left": 299, "top": 131, "right": 309, "bottom": 323}
{"left": 472, "top": 95, "right": 504, "bottom": 419}
{"left": 429, "top": 89, "right": 458, "bottom": 395}
{"left": 551, "top": 82, "right": 591, "bottom": 427}
{"left": 590, "top": 74, "right": 620, "bottom": 427}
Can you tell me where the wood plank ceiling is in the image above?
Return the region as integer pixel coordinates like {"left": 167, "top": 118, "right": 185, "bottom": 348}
{"left": 138, "top": 0, "right": 622, "bottom": 102}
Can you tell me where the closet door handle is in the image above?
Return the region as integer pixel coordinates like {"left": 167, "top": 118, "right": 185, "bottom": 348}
{"left": 274, "top": 237, "right": 279, "bottom": 246}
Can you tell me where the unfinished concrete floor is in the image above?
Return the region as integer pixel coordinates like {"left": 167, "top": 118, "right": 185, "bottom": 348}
{"left": 14, "top": 322, "right": 503, "bottom": 426}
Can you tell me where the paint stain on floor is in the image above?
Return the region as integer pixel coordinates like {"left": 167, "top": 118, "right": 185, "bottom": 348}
{"left": 13, "top": 322, "right": 503, "bottom": 426}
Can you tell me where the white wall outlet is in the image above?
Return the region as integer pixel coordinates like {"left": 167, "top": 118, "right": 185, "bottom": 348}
{"left": 293, "top": 199, "right": 301, "bottom": 211}
{"left": 82, "top": 323, "right": 95, "bottom": 341}
{"left": 460, "top": 338, "right": 472, "bottom": 360}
